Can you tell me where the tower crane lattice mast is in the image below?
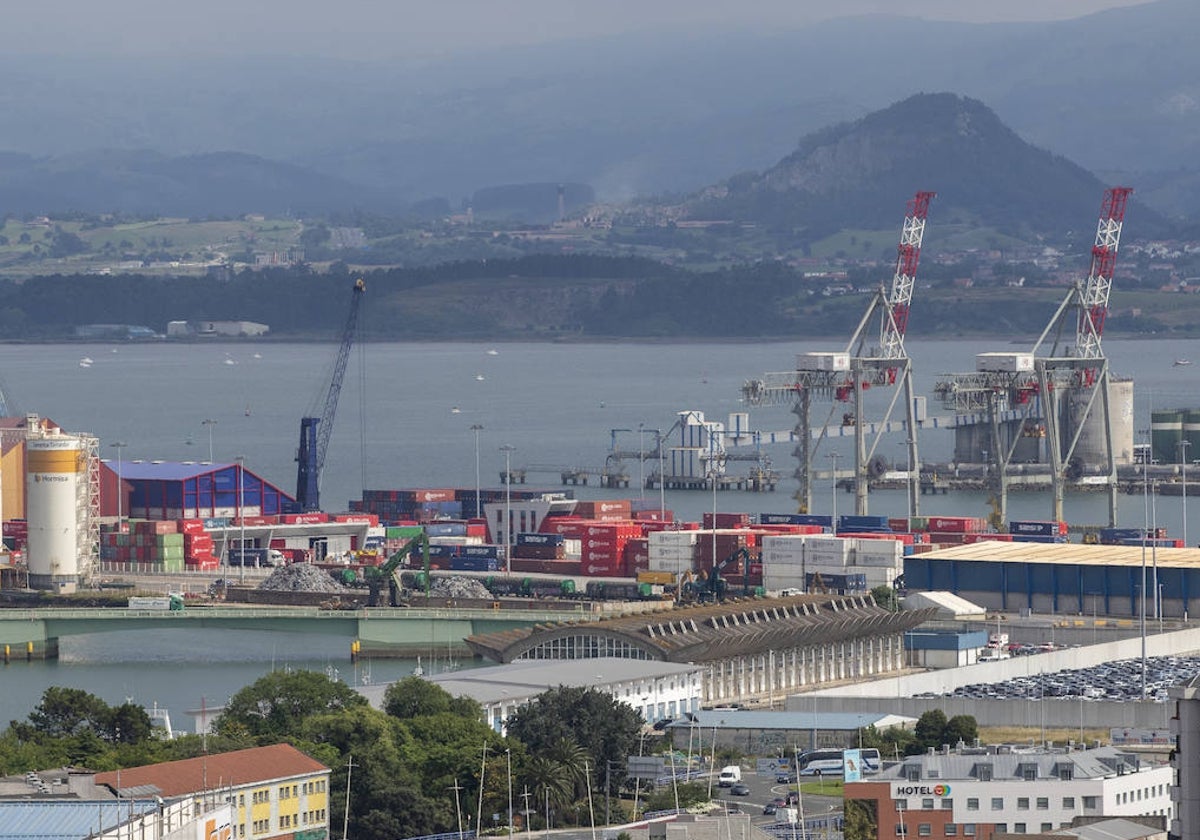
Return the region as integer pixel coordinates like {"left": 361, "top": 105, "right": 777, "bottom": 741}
{"left": 933, "top": 187, "right": 1132, "bottom": 526}
{"left": 295, "top": 278, "right": 366, "bottom": 513}
{"left": 742, "top": 191, "right": 935, "bottom": 517}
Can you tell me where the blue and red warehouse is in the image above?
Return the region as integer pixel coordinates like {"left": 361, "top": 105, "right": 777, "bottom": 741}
{"left": 905, "top": 541, "right": 1200, "bottom": 619}
{"left": 100, "top": 460, "right": 295, "bottom": 520}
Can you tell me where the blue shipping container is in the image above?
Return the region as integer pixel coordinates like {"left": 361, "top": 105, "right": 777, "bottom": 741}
{"left": 838, "top": 515, "right": 889, "bottom": 530}
{"left": 460, "top": 545, "right": 500, "bottom": 558}
{"left": 1011, "top": 534, "right": 1068, "bottom": 543}
{"left": 424, "top": 522, "right": 468, "bottom": 537}
{"left": 449, "top": 556, "right": 500, "bottom": 572}
{"left": 1009, "top": 521, "right": 1057, "bottom": 536}
{"left": 517, "top": 532, "right": 564, "bottom": 546}
{"left": 761, "top": 513, "right": 832, "bottom": 527}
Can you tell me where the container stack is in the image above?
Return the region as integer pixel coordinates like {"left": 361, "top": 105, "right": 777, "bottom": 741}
{"left": 1008, "top": 520, "right": 1069, "bottom": 544}
{"left": 354, "top": 489, "right": 462, "bottom": 523}
{"left": 179, "top": 519, "right": 219, "bottom": 569}
{"left": 648, "top": 529, "right": 701, "bottom": 575}
{"left": 100, "top": 520, "right": 185, "bottom": 570}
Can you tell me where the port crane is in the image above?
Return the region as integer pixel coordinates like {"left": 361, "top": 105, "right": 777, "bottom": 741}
{"left": 933, "top": 187, "right": 1132, "bottom": 525}
{"left": 742, "top": 192, "right": 935, "bottom": 516}
{"left": 294, "top": 278, "right": 366, "bottom": 512}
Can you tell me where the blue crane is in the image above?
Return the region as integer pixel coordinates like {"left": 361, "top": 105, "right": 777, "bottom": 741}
{"left": 294, "top": 278, "right": 365, "bottom": 512}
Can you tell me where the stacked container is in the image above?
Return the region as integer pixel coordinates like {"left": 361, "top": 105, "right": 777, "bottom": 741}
{"left": 648, "top": 529, "right": 700, "bottom": 573}
{"left": 101, "top": 520, "right": 184, "bottom": 570}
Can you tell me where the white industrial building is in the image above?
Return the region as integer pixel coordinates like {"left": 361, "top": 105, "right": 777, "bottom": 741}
{"left": 904, "top": 591, "right": 988, "bottom": 621}
{"left": 359, "top": 657, "right": 703, "bottom": 733}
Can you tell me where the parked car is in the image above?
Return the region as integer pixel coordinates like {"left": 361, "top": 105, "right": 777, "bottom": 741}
{"left": 731, "top": 783, "right": 751, "bottom": 796}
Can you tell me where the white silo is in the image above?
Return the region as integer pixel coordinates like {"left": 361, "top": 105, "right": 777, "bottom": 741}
{"left": 26, "top": 432, "right": 96, "bottom": 590}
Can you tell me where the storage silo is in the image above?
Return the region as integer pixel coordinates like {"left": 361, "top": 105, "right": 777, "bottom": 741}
{"left": 1184, "top": 410, "right": 1200, "bottom": 464}
{"left": 26, "top": 432, "right": 95, "bottom": 591}
{"left": 1062, "top": 379, "right": 1135, "bottom": 468}
{"left": 1152, "top": 410, "right": 1184, "bottom": 465}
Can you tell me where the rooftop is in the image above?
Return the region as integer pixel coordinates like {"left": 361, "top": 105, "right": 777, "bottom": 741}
{"left": 862, "top": 745, "right": 1153, "bottom": 783}
{"left": 466, "top": 593, "right": 934, "bottom": 663}
{"left": 94, "top": 743, "right": 328, "bottom": 797}
{"left": 0, "top": 800, "right": 159, "bottom": 840}
{"left": 668, "top": 709, "right": 916, "bottom": 732}
{"left": 359, "top": 657, "right": 702, "bottom": 708}
{"left": 920, "top": 541, "right": 1200, "bottom": 569}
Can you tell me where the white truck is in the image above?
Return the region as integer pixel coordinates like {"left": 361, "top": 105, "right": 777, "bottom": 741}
{"left": 717, "top": 766, "right": 742, "bottom": 787}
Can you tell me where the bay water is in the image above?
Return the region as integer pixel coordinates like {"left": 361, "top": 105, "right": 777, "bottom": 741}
{"left": 0, "top": 337, "right": 1197, "bottom": 724}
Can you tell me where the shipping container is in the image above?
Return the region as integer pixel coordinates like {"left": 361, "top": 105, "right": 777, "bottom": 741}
{"left": 760, "top": 512, "right": 832, "bottom": 527}
{"left": 1008, "top": 520, "right": 1067, "bottom": 537}
{"left": 838, "top": 514, "right": 890, "bottom": 531}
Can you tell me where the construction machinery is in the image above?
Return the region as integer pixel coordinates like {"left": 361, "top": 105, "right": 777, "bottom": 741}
{"left": 294, "top": 278, "right": 366, "bottom": 512}
{"left": 742, "top": 192, "right": 935, "bottom": 516}
{"left": 682, "top": 546, "right": 758, "bottom": 602}
{"left": 933, "top": 187, "right": 1133, "bottom": 525}
{"left": 364, "top": 532, "right": 430, "bottom": 606}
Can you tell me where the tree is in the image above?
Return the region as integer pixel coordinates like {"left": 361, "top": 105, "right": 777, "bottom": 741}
{"left": 913, "top": 709, "right": 949, "bottom": 753}
{"left": 216, "top": 670, "right": 367, "bottom": 741}
{"left": 871, "top": 584, "right": 900, "bottom": 611}
{"left": 384, "top": 676, "right": 452, "bottom": 719}
{"left": 944, "top": 715, "right": 978, "bottom": 747}
{"left": 23, "top": 687, "right": 109, "bottom": 738}
{"left": 504, "top": 687, "right": 642, "bottom": 795}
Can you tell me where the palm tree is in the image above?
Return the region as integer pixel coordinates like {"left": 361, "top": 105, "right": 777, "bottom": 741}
{"left": 523, "top": 755, "right": 574, "bottom": 828}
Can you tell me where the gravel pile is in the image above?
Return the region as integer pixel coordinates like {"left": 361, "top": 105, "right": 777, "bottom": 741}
{"left": 258, "top": 564, "right": 348, "bottom": 593}
{"left": 429, "top": 576, "right": 492, "bottom": 599}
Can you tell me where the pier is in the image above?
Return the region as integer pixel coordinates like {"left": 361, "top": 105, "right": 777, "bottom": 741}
{"left": 0, "top": 604, "right": 595, "bottom": 661}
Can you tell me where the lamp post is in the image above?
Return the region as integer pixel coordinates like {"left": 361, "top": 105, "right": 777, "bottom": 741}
{"left": 1180, "top": 439, "right": 1191, "bottom": 547}
{"left": 236, "top": 455, "right": 246, "bottom": 585}
{"left": 656, "top": 429, "right": 666, "bottom": 516}
{"left": 637, "top": 423, "right": 646, "bottom": 500}
{"left": 470, "top": 424, "right": 484, "bottom": 518}
{"left": 827, "top": 452, "right": 842, "bottom": 529}
{"left": 110, "top": 441, "right": 126, "bottom": 529}
{"left": 500, "top": 445, "right": 515, "bottom": 575}
{"left": 1141, "top": 440, "right": 1148, "bottom": 699}
{"left": 201, "top": 418, "right": 218, "bottom": 464}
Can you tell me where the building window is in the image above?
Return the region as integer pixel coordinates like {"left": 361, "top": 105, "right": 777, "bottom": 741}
{"left": 976, "top": 764, "right": 993, "bottom": 781}
{"left": 919, "top": 824, "right": 932, "bottom": 836}
{"left": 281, "top": 787, "right": 290, "bottom": 800}
{"left": 907, "top": 766, "right": 922, "bottom": 781}
{"left": 942, "top": 799, "right": 953, "bottom": 810}
{"left": 897, "top": 800, "right": 909, "bottom": 812}
{"left": 991, "top": 798, "right": 1004, "bottom": 810}
{"left": 964, "top": 826, "right": 976, "bottom": 837}
{"left": 995, "top": 826, "right": 1006, "bottom": 834}
{"left": 945, "top": 825, "right": 958, "bottom": 836}
{"left": 1017, "top": 798, "right": 1029, "bottom": 810}
{"left": 1014, "top": 824, "right": 1026, "bottom": 834}
{"left": 923, "top": 799, "right": 934, "bottom": 810}
{"left": 1041, "top": 824, "right": 1053, "bottom": 832}
{"left": 1021, "top": 764, "right": 1037, "bottom": 781}
{"left": 1083, "top": 797, "right": 1098, "bottom": 809}
{"left": 928, "top": 770, "right": 940, "bottom": 778}
{"left": 966, "top": 798, "right": 979, "bottom": 811}
{"left": 1062, "top": 797, "right": 1075, "bottom": 809}
{"left": 1036, "top": 798, "right": 1048, "bottom": 810}
{"left": 896, "top": 825, "right": 909, "bottom": 836}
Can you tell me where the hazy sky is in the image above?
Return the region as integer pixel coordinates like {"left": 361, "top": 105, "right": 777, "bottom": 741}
{"left": 8, "top": 0, "right": 1155, "bottom": 60}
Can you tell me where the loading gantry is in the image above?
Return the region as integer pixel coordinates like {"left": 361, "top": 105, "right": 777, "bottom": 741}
{"left": 742, "top": 191, "right": 935, "bottom": 516}
{"left": 932, "top": 187, "right": 1133, "bottom": 526}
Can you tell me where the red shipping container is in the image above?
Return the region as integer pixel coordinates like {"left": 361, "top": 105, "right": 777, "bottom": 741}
{"left": 926, "top": 516, "right": 984, "bottom": 533}
{"left": 540, "top": 516, "right": 584, "bottom": 536}
{"left": 927, "top": 532, "right": 969, "bottom": 545}
{"left": 582, "top": 554, "right": 623, "bottom": 576}
{"left": 281, "top": 513, "right": 329, "bottom": 525}
{"left": 963, "top": 533, "right": 1014, "bottom": 543}
{"left": 178, "top": 519, "right": 207, "bottom": 535}
{"left": 633, "top": 509, "right": 674, "bottom": 523}
{"left": 888, "top": 518, "right": 910, "bottom": 532}
{"left": 702, "top": 512, "right": 751, "bottom": 529}
{"left": 404, "top": 489, "right": 456, "bottom": 502}
{"left": 575, "top": 500, "right": 632, "bottom": 519}
{"left": 332, "top": 513, "right": 381, "bottom": 526}
{"left": 466, "top": 522, "right": 488, "bottom": 538}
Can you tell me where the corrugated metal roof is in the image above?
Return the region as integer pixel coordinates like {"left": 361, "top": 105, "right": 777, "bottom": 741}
{"left": 94, "top": 744, "right": 328, "bottom": 797}
{"left": 1058, "top": 818, "right": 1163, "bottom": 840}
{"left": 111, "top": 461, "right": 234, "bottom": 481}
{"left": 921, "top": 541, "right": 1200, "bottom": 569}
{"left": 875, "top": 745, "right": 1147, "bottom": 782}
{"left": 0, "top": 800, "right": 158, "bottom": 840}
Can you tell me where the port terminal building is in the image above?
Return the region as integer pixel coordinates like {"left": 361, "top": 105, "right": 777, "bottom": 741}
{"left": 465, "top": 592, "right": 934, "bottom": 707}
{"left": 905, "top": 542, "right": 1200, "bottom": 619}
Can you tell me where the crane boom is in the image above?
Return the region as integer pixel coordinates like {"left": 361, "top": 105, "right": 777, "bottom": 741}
{"left": 295, "top": 278, "right": 365, "bottom": 512}
{"left": 1075, "top": 186, "right": 1132, "bottom": 360}
{"left": 879, "top": 191, "right": 935, "bottom": 360}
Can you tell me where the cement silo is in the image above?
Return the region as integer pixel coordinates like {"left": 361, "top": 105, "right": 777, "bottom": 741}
{"left": 1152, "top": 410, "right": 1184, "bottom": 465}
{"left": 26, "top": 431, "right": 97, "bottom": 591}
{"left": 1061, "top": 379, "right": 1135, "bottom": 469}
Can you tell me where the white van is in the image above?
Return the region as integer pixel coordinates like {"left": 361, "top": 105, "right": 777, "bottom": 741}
{"left": 717, "top": 766, "right": 742, "bottom": 787}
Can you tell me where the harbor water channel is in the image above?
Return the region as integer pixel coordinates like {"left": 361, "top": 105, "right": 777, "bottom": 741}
{"left": 1, "top": 338, "right": 1198, "bottom": 724}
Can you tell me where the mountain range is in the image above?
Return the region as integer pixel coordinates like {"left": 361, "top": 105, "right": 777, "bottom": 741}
{"left": 3, "top": 0, "right": 1200, "bottom": 224}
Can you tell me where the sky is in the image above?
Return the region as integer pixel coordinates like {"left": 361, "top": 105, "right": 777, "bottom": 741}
{"left": 8, "top": 0, "right": 1155, "bottom": 60}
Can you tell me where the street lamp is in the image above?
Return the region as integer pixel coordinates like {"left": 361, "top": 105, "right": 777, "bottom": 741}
{"left": 827, "top": 452, "right": 842, "bottom": 529}
{"left": 500, "top": 445, "right": 516, "bottom": 575}
{"left": 637, "top": 423, "right": 646, "bottom": 500}
{"left": 470, "top": 424, "right": 484, "bottom": 518}
{"left": 110, "top": 441, "right": 127, "bottom": 529}
{"left": 1180, "top": 440, "right": 1191, "bottom": 547}
{"left": 201, "top": 418, "right": 218, "bottom": 464}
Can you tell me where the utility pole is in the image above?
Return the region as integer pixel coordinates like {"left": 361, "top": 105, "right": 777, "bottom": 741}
{"left": 342, "top": 755, "right": 356, "bottom": 840}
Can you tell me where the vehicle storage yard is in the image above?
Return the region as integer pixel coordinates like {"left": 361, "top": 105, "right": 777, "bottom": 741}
{"left": 945, "top": 653, "right": 1200, "bottom": 703}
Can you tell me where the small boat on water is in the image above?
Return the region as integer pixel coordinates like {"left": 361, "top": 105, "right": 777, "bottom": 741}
{"left": 1174, "top": 359, "right": 1192, "bottom": 367}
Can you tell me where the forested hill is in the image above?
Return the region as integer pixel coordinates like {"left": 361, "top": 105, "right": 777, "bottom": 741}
{"left": 684, "top": 93, "right": 1166, "bottom": 240}
{"left": 0, "top": 254, "right": 1189, "bottom": 341}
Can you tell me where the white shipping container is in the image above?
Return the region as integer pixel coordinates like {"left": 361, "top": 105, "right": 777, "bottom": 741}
{"left": 763, "top": 571, "right": 807, "bottom": 590}
{"left": 760, "top": 535, "right": 809, "bottom": 551}
{"left": 563, "top": 539, "right": 582, "bottom": 556}
{"left": 761, "top": 549, "right": 805, "bottom": 565}
{"left": 797, "top": 351, "right": 851, "bottom": 372}
{"left": 649, "top": 531, "right": 701, "bottom": 547}
{"left": 976, "top": 352, "right": 1034, "bottom": 373}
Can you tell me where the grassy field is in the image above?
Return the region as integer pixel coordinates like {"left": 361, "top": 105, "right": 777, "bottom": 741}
{"left": 800, "top": 778, "right": 845, "bottom": 796}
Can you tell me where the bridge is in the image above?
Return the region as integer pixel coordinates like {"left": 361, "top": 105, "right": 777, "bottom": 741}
{"left": 0, "top": 605, "right": 595, "bottom": 661}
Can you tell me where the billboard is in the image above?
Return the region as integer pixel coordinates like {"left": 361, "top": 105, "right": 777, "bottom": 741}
{"left": 843, "top": 749, "right": 862, "bottom": 783}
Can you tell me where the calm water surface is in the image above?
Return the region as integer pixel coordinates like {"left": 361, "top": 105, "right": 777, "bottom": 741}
{"left": 1, "top": 338, "right": 1197, "bottom": 722}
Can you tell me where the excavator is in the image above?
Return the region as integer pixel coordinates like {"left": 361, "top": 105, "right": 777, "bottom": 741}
{"left": 681, "top": 547, "right": 758, "bottom": 603}
{"left": 364, "top": 533, "right": 430, "bottom": 606}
